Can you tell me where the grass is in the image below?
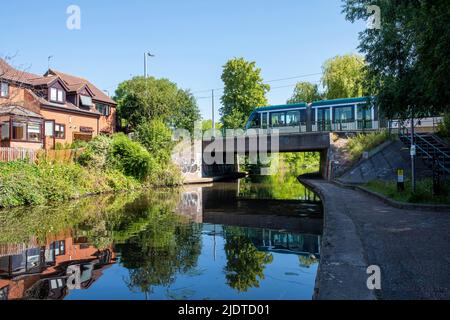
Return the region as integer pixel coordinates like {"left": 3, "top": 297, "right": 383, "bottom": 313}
{"left": 346, "top": 130, "right": 392, "bottom": 162}
{"left": 365, "top": 179, "right": 450, "bottom": 205}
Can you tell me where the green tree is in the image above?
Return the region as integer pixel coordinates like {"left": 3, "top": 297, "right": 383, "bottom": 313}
{"left": 220, "top": 58, "right": 270, "bottom": 129}
{"left": 115, "top": 77, "right": 201, "bottom": 133}
{"left": 287, "top": 82, "right": 322, "bottom": 104}
{"left": 201, "top": 119, "right": 223, "bottom": 132}
{"left": 342, "top": 0, "right": 450, "bottom": 119}
{"left": 136, "top": 119, "right": 174, "bottom": 164}
{"left": 322, "top": 54, "right": 366, "bottom": 99}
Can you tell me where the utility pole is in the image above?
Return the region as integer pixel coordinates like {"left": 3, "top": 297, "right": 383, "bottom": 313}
{"left": 212, "top": 89, "right": 215, "bottom": 138}
{"left": 144, "top": 53, "right": 147, "bottom": 78}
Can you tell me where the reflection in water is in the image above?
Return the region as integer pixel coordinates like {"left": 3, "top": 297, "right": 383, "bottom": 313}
{"left": 0, "top": 176, "right": 322, "bottom": 300}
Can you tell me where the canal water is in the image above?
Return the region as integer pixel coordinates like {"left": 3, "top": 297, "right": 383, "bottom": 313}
{"left": 0, "top": 175, "right": 323, "bottom": 300}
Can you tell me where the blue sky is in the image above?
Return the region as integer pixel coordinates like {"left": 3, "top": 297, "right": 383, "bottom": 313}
{"left": 0, "top": 0, "right": 365, "bottom": 120}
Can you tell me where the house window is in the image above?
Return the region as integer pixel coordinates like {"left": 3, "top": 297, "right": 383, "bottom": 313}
{"left": 1, "top": 122, "right": 9, "bottom": 141}
{"left": 27, "top": 123, "right": 42, "bottom": 142}
{"left": 45, "top": 121, "right": 54, "bottom": 137}
{"left": 0, "top": 286, "right": 8, "bottom": 300}
{"left": 80, "top": 95, "right": 93, "bottom": 107}
{"left": 0, "top": 82, "right": 9, "bottom": 97}
{"left": 12, "top": 121, "right": 26, "bottom": 140}
{"left": 50, "top": 87, "right": 65, "bottom": 103}
{"left": 52, "top": 241, "right": 65, "bottom": 256}
{"left": 96, "top": 103, "right": 110, "bottom": 116}
{"left": 55, "top": 124, "right": 65, "bottom": 139}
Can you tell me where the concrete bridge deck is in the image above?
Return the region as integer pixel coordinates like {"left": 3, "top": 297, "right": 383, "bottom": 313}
{"left": 202, "top": 132, "right": 331, "bottom": 154}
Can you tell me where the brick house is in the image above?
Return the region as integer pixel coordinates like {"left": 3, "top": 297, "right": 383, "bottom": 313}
{"left": 0, "top": 58, "right": 116, "bottom": 150}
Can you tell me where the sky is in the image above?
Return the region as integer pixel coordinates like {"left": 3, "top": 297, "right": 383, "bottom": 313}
{"left": 0, "top": 0, "right": 366, "bottom": 120}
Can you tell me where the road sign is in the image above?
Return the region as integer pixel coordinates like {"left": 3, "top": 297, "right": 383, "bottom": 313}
{"left": 410, "top": 145, "right": 416, "bottom": 156}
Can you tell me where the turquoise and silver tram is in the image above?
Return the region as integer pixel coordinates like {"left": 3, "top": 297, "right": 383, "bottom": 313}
{"left": 245, "top": 97, "right": 378, "bottom": 134}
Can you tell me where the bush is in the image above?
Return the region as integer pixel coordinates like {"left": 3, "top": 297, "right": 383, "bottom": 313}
{"left": 0, "top": 160, "right": 139, "bottom": 208}
{"left": 135, "top": 119, "right": 174, "bottom": 163}
{"left": 437, "top": 114, "right": 450, "bottom": 140}
{"left": 148, "top": 162, "right": 183, "bottom": 187}
{"left": 109, "top": 133, "right": 153, "bottom": 181}
{"left": 347, "top": 130, "right": 391, "bottom": 161}
{"left": 77, "top": 135, "right": 113, "bottom": 169}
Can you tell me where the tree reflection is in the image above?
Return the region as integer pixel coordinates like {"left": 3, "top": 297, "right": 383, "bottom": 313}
{"left": 223, "top": 227, "right": 273, "bottom": 293}
{"left": 116, "top": 197, "right": 202, "bottom": 296}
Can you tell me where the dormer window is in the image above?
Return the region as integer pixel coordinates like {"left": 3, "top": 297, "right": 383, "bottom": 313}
{"left": 80, "top": 95, "right": 93, "bottom": 107}
{"left": 50, "top": 87, "right": 65, "bottom": 103}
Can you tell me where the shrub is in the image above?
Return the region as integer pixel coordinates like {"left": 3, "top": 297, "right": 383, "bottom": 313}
{"left": 109, "top": 133, "right": 153, "bottom": 181}
{"left": 0, "top": 160, "right": 141, "bottom": 208}
{"left": 437, "top": 114, "right": 450, "bottom": 140}
{"left": 148, "top": 162, "right": 183, "bottom": 187}
{"left": 347, "top": 130, "right": 391, "bottom": 161}
{"left": 135, "top": 119, "right": 174, "bottom": 163}
{"left": 77, "top": 135, "right": 113, "bottom": 169}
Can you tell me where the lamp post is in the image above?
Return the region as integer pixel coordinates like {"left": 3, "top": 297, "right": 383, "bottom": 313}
{"left": 144, "top": 52, "right": 155, "bottom": 78}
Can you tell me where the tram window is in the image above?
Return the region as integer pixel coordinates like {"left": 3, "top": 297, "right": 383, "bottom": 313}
{"left": 333, "top": 105, "right": 354, "bottom": 123}
{"left": 286, "top": 111, "right": 300, "bottom": 126}
{"left": 248, "top": 114, "right": 261, "bottom": 128}
{"left": 262, "top": 113, "right": 268, "bottom": 128}
{"left": 270, "top": 112, "right": 286, "bottom": 127}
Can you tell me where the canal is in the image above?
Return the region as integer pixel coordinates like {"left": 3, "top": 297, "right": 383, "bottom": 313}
{"left": 0, "top": 174, "right": 323, "bottom": 300}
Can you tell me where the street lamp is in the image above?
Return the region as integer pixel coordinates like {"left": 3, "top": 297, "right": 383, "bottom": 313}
{"left": 144, "top": 52, "right": 155, "bottom": 78}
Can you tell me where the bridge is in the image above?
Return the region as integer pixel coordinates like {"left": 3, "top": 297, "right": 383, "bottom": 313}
{"left": 201, "top": 132, "right": 333, "bottom": 179}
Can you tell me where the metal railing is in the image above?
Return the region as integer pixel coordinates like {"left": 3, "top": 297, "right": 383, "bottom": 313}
{"left": 399, "top": 126, "right": 450, "bottom": 177}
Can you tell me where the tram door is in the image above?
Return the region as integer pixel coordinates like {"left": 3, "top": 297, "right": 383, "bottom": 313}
{"left": 317, "top": 108, "right": 331, "bottom": 131}
{"left": 357, "top": 105, "right": 372, "bottom": 130}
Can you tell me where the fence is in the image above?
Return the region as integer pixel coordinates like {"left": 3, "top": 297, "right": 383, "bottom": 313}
{"left": 0, "top": 147, "right": 85, "bottom": 164}
{"left": 0, "top": 147, "right": 38, "bottom": 163}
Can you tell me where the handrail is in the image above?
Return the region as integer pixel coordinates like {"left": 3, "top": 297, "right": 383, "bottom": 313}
{"left": 399, "top": 126, "right": 450, "bottom": 174}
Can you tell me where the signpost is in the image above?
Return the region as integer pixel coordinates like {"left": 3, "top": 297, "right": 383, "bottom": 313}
{"left": 397, "top": 168, "right": 405, "bottom": 192}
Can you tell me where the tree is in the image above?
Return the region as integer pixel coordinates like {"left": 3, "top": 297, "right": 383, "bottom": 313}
{"left": 220, "top": 58, "right": 270, "bottom": 129}
{"left": 115, "top": 77, "right": 201, "bottom": 133}
{"left": 173, "top": 89, "right": 202, "bottom": 134}
{"left": 287, "top": 82, "right": 322, "bottom": 104}
{"left": 321, "top": 54, "right": 366, "bottom": 100}
{"left": 342, "top": 0, "right": 450, "bottom": 119}
{"left": 201, "top": 119, "right": 223, "bottom": 133}
{"left": 136, "top": 119, "right": 174, "bottom": 164}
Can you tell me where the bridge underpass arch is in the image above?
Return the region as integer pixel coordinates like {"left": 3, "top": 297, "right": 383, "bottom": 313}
{"left": 202, "top": 132, "right": 332, "bottom": 179}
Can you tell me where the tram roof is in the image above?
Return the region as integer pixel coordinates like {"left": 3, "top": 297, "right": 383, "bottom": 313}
{"left": 253, "top": 102, "right": 308, "bottom": 113}
{"left": 252, "top": 97, "right": 371, "bottom": 113}
{"left": 311, "top": 96, "right": 370, "bottom": 107}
